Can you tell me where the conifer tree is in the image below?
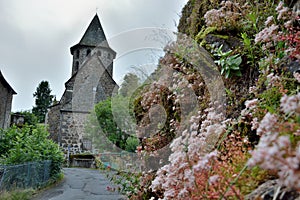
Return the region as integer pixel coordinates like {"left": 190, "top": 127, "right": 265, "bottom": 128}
{"left": 32, "top": 81, "right": 53, "bottom": 123}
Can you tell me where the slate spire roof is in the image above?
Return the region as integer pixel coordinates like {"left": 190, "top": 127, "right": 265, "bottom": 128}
{"left": 70, "top": 14, "right": 108, "bottom": 54}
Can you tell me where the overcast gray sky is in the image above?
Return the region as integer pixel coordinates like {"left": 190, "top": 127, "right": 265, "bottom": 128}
{"left": 0, "top": 0, "right": 188, "bottom": 112}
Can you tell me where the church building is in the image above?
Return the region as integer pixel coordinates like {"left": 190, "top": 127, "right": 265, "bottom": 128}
{"left": 47, "top": 14, "right": 118, "bottom": 154}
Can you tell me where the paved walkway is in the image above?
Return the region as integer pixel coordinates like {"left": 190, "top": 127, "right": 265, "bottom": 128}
{"left": 33, "top": 168, "right": 126, "bottom": 200}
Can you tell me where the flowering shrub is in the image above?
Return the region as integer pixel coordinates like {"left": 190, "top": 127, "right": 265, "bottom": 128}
{"left": 248, "top": 93, "right": 300, "bottom": 190}
{"left": 254, "top": 1, "right": 299, "bottom": 60}
{"left": 151, "top": 107, "right": 228, "bottom": 199}
{"left": 204, "top": 1, "right": 244, "bottom": 31}
{"left": 107, "top": 1, "right": 300, "bottom": 199}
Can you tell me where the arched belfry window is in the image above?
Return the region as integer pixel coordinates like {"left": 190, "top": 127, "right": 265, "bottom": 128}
{"left": 86, "top": 49, "right": 91, "bottom": 56}
{"left": 75, "top": 61, "right": 79, "bottom": 71}
{"left": 76, "top": 50, "right": 80, "bottom": 59}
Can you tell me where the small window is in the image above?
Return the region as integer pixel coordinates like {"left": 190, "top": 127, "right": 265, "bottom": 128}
{"left": 75, "top": 61, "right": 79, "bottom": 71}
{"left": 86, "top": 49, "right": 91, "bottom": 56}
{"left": 107, "top": 53, "right": 111, "bottom": 59}
{"left": 97, "top": 51, "right": 102, "bottom": 56}
{"left": 76, "top": 50, "right": 80, "bottom": 58}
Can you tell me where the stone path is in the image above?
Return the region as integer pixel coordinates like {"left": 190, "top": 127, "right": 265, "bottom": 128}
{"left": 33, "top": 168, "right": 126, "bottom": 200}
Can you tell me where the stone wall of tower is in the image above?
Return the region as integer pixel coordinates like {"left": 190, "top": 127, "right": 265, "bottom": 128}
{"left": 71, "top": 46, "right": 93, "bottom": 75}
{"left": 47, "top": 104, "right": 61, "bottom": 143}
{"left": 71, "top": 46, "right": 115, "bottom": 77}
{"left": 60, "top": 111, "right": 89, "bottom": 154}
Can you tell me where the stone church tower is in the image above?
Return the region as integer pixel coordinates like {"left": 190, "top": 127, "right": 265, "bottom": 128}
{"left": 47, "top": 14, "right": 118, "bottom": 154}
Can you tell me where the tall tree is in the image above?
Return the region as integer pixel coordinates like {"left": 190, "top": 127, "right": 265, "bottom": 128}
{"left": 32, "top": 81, "right": 53, "bottom": 123}
{"left": 119, "top": 73, "right": 140, "bottom": 97}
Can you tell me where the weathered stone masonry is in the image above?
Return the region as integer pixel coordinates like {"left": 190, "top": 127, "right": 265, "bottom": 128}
{"left": 0, "top": 71, "right": 16, "bottom": 129}
{"left": 47, "top": 14, "right": 118, "bottom": 154}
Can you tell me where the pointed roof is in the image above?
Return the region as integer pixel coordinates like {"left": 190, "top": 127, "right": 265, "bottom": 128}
{"left": 0, "top": 70, "right": 17, "bottom": 94}
{"left": 70, "top": 14, "right": 108, "bottom": 54}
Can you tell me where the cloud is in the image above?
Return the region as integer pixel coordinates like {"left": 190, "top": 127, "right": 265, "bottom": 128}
{"left": 0, "top": 0, "right": 188, "bottom": 111}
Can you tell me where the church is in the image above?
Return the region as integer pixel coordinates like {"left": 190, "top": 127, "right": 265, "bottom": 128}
{"left": 47, "top": 14, "right": 118, "bottom": 154}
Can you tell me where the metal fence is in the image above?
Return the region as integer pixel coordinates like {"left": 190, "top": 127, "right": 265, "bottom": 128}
{"left": 0, "top": 160, "right": 51, "bottom": 191}
{"left": 98, "top": 152, "right": 141, "bottom": 172}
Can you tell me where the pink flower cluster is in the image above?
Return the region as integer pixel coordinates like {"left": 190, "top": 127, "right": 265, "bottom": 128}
{"left": 241, "top": 98, "right": 258, "bottom": 119}
{"left": 276, "top": 1, "right": 289, "bottom": 20}
{"left": 280, "top": 92, "right": 300, "bottom": 114}
{"left": 151, "top": 107, "right": 226, "bottom": 199}
{"left": 248, "top": 93, "right": 300, "bottom": 190}
{"left": 266, "top": 73, "right": 281, "bottom": 88}
{"left": 255, "top": 1, "right": 299, "bottom": 59}
{"left": 204, "top": 1, "right": 242, "bottom": 31}
{"left": 254, "top": 24, "right": 279, "bottom": 45}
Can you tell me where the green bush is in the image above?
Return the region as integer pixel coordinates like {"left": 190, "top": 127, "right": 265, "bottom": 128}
{"left": 14, "top": 111, "right": 38, "bottom": 126}
{"left": 0, "top": 125, "right": 64, "bottom": 177}
{"left": 86, "top": 96, "right": 137, "bottom": 151}
{"left": 125, "top": 137, "right": 139, "bottom": 152}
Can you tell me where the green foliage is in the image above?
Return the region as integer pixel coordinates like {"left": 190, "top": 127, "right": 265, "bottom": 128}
{"left": 0, "top": 189, "right": 34, "bottom": 200}
{"left": 0, "top": 125, "right": 63, "bottom": 177}
{"left": 95, "top": 98, "right": 126, "bottom": 149}
{"left": 125, "top": 137, "right": 139, "bottom": 152}
{"left": 86, "top": 96, "right": 135, "bottom": 151}
{"left": 84, "top": 110, "right": 111, "bottom": 152}
{"left": 13, "top": 111, "right": 38, "bottom": 126}
{"left": 246, "top": 12, "right": 259, "bottom": 32}
{"left": 241, "top": 32, "right": 259, "bottom": 67}
{"left": 258, "top": 87, "right": 282, "bottom": 114}
{"left": 213, "top": 45, "right": 242, "bottom": 78}
{"left": 195, "top": 26, "right": 217, "bottom": 44}
{"left": 108, "top": 171, "right": 142, "bottom": 198}
{"left": 32, "top": 81, "right": 53, "bottom": 123}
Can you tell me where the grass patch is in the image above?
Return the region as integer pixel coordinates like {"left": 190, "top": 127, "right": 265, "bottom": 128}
{"left": 0, "top": 189, "right": 34, "bottom": 200}
{"left": 0, "top": 173, "right": 64, "bottom": 200}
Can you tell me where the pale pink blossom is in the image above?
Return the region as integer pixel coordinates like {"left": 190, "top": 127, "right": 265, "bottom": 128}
{"left": 209, "top": 175, "right": 219, "bottom": 185}
{"left": 151, "top": 108, "right": 225, "bottom": 199}
{"left": 248, "top": 107, "right": 300, "bottom": 190}
{"left": 280, "top": 93, "right": 300, "bottom": 114}
{"left": 254, "top": 24, "right": 279, "bottom": 44}
{"left": 245, "top": 98, "right": 258, "bottom": 110}
{"left": 277, "top": 7, "right": 289, "bottom": 20}
{"left": 275, "top": 1, "right": 284, "bottom": 12}
{"left": 256, "top": 113, "right": 278, "bottom": 136}
{"left": 284, "top": 20, "right": 293, "bottom": 28}
{"left": 251, "top": 117, "right": 259, "bottom": 130}
{"left": 293, "top": 72, "right": 300, "bottom": 83}
{"left": 204, "top": 1, "right": 242, "bottom": 31}
{"left": 266, "top": 73, "right": 281, "bottom": 87}
{"left": 249, "top": 86, "right": 257, "bottom": 94}
{"left": 265, "top": 16, "right": 274, "bottom": 26}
